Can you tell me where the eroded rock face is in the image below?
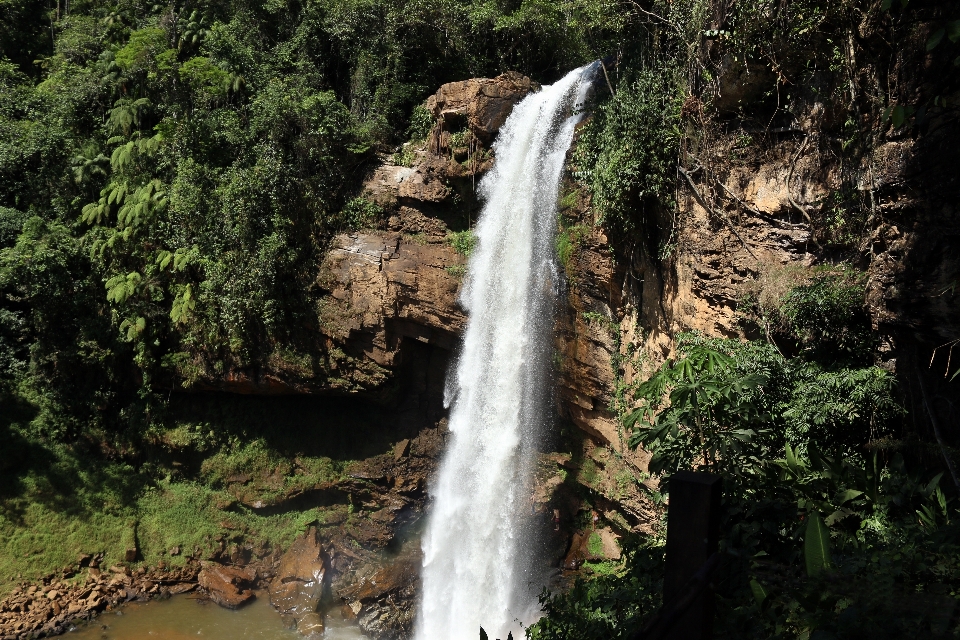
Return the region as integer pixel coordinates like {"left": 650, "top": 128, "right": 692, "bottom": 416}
{"left": 424, "top": 71, "right": 539, "bottom": 144}
{"left": 318, "top": 232, "right": 465, "bottom": 363}
{"left": 552, "top": 139, "right": 823, "bottom": 453}
{"left": 555, "top": 224, "right": 624, "bottom": 446}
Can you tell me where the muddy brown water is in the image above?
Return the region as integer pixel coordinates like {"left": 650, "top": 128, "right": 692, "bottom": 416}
{"left": 67, "top": 593, "right": 368, "bottom": 640}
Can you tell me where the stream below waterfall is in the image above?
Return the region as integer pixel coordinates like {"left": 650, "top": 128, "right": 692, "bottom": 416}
{"left": 65, "top": 595, "right": 368, "bottom": 640}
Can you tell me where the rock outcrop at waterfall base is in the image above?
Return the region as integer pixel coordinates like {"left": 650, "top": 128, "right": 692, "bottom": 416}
{"left": 269, "top": 527, "right": 327, "bottom": 636}
{"left": 198, "top": 561, "right": 256, "bottom": 608}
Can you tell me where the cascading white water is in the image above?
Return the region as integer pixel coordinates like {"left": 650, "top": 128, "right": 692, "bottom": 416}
{"left": 416, "top": 62, "right": 600, "bottom": 640}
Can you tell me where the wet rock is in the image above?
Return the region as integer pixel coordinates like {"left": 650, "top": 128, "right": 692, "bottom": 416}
{"left": 337, "top": 546, "right": 421, "bottom": 640}
{"left": 168, "top": 583, "right": 196, "bottom": 595}
{"left": 198, "top": 562, "right": 256, "bottom": 609}
{"left": 296, "top": 612, "right": 324, "bottom": 637}
{"left": 563, "top": 531, "right": 586, "bottom": 570}
{"left": 393, "top": 439, "right": 410, "bottom": 461}
{"left": 269, "top": 527, "right": 327, "bottom": 635}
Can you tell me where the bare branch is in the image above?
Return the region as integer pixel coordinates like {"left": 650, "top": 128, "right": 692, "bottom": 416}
{"left": 678, "top": 164, "right": 759, "bottom": 261}
{"left": 716, "top": 180, "right": 808, "bottom": 230}
{"left": 624, "top": 0, "right": 683, "bottom": 36}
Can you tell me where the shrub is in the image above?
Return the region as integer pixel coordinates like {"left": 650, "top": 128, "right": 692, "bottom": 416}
{"left": 179, "top": 57, "right": 229, "bottom": 103}
{"left": 528, "top": 539, "right": 664, "bottom": 640}
{"left": 574, "top": 69, "right": 682, "bottom": 232}
{"left": 338, "top": 196, "right": 383, "bottom": 230}
{"left": 556, "top": 222, "right": 589, "bottom": 272}
{"left": 779, "top": 269, "right": 872, "bottom": 362}
{"left": 114, "top": 27, "right": 167, "bottom": 74}
{"left": 407, "top": 105, "right": 434, "bottom": 142}
{"left": 447, "top": 229, "right": 476, "bottom": 258}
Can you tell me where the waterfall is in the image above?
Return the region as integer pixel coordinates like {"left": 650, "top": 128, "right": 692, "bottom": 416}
{"left": 416, "top": 62, "right": 600, "bottom": 640}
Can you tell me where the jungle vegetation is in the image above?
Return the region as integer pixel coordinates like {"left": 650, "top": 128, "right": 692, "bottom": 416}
{"left": 0, "top": 0, "right": 632, "bottom": 589}
{"left": 1, "top": 0, "right": 959, "bottom": 637}
{"left": 530, "top": 0, "right": 960, "bottom": 638}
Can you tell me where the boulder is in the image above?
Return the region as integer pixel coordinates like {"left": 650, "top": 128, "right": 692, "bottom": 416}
{"left": 562, "top": 531, "right": 586, "bottom": 570}
{"left": 393, "top": 439, "right": 410, "bottom": 461}
{"left": 197, "top": 562, "right": 256, "bottom": 609}
{"left": 269, "top": 527, "right": 327, "bottom": 635}
{"left": 424, "top": 72, "right": 538, "bottom": 144}
{"left": 337, "top": 546, "right": 421, "bottom": 640}
{"left": 562, "top": 527, "right": 622, "bottom": 569}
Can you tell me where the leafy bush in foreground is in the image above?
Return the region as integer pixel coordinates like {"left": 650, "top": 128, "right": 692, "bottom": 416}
{"left": 529, "top": 332, "right": 956, "bottom": 640}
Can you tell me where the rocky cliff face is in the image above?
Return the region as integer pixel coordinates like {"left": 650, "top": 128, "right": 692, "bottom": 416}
{"left": 176, "top": 72, "right": 633, "bottom": 459}
{"left": 177, "top": 59, "right": 959, "bottom": 458}
{"left": 159, "top": 60, "right": 956, "bottom": 638}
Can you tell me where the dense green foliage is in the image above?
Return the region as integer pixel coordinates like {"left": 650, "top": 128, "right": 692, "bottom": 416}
{"left": 0, "top": 0, "right": 633, "bottom": 445}
{"left": 629, "top": 332, "right": 902, "bottom": 467}
{"left": 528, "top": 539, "right": 665, "bottom": 640}
{"left": 529, "top": 267, "right": 958, "bottom": 639}
{"left": 0, "top": 0, "right": 640, "bottom": 590}
{"left": 626, "top": 341, "right": 770, "bottom": 476}
{"left": 533, "top": 340, "right": 956, "bottom": 638}
{"left": 574, "top": 69, "right": 682, "bottom": 232}
{"left": 2, "top": 0, "right": 958, "bottom": 635}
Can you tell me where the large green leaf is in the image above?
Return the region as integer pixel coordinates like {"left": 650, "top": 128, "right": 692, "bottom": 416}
{"left": 927, "top": 28, "right": 945, "bottom": 51}
{"left": 922, "top": 472, "right": 944, "bottom": 498}
{"left": 804, "top": 512, "right": 831, "bottom": 577}
{"left": 835, "top": 489, "right": 863, "bottom": 504}
{"left": 785, "top": 444, "right": 801, "bottom": 471}
{"left": 948, "top": 19, "right": 960, "bottom": 43}
{"left": 890, "top": 105, "right": 906, "bottom": 129}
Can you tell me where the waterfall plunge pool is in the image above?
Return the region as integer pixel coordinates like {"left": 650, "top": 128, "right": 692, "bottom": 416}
{"left": 66, "top": 594, "right": 368, "bottom": 640}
